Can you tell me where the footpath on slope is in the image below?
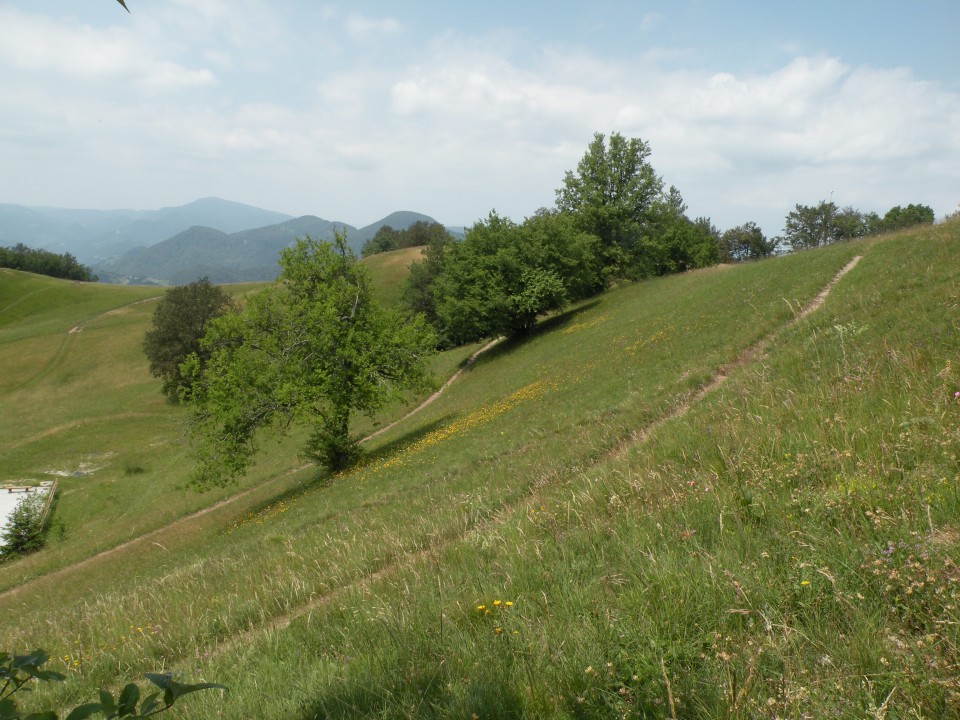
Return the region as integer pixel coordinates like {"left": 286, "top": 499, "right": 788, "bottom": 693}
{"left": 9, "top": 296, "right": 163, "bottom": 395}
{"left": 3, "top": 256, "right": 862, "bottom": 613}
{"left": 196, "top": 254, "right": 867, "bottom": 659}
{"left": 0, "top": 338, "right": 501, "bottom": 602}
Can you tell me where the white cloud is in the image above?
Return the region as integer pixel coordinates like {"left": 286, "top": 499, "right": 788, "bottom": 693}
{"left": 0, "top": 6, "right": 215, "bottom": 91}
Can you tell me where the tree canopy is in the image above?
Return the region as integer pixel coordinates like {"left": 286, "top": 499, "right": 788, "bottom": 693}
{"left": 142, "top": 277, "right": 235, "bottom": 401}
{"left": 721, "top": 222, "right": 779, "bottom": 262}
{"left": 419, "top": 210, "right": 604, "bottom": 346}
{"left": 556, "top": 131, "right": 664, "bottom": 275}
{"left": 184, "top": 233, "right": 435, "bottom": 485}
{"left": 783, "top": 200, "right": 935, "bottom": 251}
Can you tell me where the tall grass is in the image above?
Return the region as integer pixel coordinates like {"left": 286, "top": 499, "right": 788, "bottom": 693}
{"left": 2, "top": 227, "right": 959, "bottom": 718}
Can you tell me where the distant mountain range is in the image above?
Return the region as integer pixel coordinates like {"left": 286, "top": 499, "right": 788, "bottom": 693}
{"left": 0, "top": 198, "right": 460, "bottom": 285}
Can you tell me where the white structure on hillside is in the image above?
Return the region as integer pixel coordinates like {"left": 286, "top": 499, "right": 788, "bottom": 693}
{"left": 0, "top": 481, "right": 55, "bottom": 532}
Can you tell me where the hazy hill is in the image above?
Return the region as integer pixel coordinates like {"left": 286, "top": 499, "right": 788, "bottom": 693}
{"left": 349, "top": 211, "right": 441, "bottom": 249}
{"left": 0, "top": 200, "right": 460, "bottom": 281}
{"left": 99, "top": 215, "right": 351, "bottom": 285}
{"left": 96, "top": 210, "right": 450, "bottom": 285}
{"left": 0, "top": 198, "right": 293, "bottom": 264}
{"left": 86, "top": 197, "right": 294, "bottom": 260}
{"left": 0, "top": 204, "right": 102, "bottom": 258}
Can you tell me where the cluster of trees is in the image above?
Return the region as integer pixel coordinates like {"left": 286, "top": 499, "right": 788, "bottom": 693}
{"left": 782, "top": 201, "right": 935, "bottom": 251}
{"left": 361, "top": 221, "right": 453, "bottom": 257}
{"left": 0, "top": 243, "right": 97, "bottom": 281}
{"left": 394, "top": 130, "right": 936, "bottom": 347}
{"left": 401, "top": 132, "right": 726, "bottom": 347}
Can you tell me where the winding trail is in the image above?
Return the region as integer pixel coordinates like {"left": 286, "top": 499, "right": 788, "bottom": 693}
{"left": 9, "top": 295, "right": 163, "bottom": 395}
{"left": 612, "top": 254, "right": 862, "bottom": 457}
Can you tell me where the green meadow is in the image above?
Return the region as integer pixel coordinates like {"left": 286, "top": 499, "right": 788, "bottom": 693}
{"left": 2, "top": 225, "right": 959, "bottom": 718}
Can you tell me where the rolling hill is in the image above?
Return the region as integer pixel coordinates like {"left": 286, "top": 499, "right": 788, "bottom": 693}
{"left": 1, "top": 224, "right": 958, "bottom": 718}
{"left": 96, "top": 215, "right": 351, "bottom": 285}
{"left": 94, "top": 211, "right": 449, "bottom": 285}
{"left": 1, "top": 198, "right": 294, "bottom": 264}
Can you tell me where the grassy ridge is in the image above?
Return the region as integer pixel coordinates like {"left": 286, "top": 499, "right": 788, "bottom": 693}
{"left": 3, "top": 227, "right": 960, "bottom": 718}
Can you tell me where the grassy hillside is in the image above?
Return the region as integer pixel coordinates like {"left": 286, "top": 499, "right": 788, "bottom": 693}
{"left": 362, "top": 245, "right": 425, "bottom": 306}
{"left": 2, "top": 225, "right": 959, "bottom": 718}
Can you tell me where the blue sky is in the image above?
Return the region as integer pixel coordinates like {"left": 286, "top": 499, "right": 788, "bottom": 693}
{"left": 1, "top": 0, "right": 958, "bottom": 237}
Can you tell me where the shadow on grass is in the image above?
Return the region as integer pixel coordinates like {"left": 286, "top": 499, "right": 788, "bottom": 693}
{"left": 299, "top": 667, "right": 526, "bottom": 719}
{"left": 467, "top": 299, "right": 603, "bottom": 370}
{"left": 228, "top": 416, "right": 454, "bottom": 521}
{"left": 361, "top": 415, "right": 451, "bottom": 461}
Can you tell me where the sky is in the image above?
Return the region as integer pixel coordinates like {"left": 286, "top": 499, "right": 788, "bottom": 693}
{"left": 2, "top": 0, "right": 959, "bottom": 237}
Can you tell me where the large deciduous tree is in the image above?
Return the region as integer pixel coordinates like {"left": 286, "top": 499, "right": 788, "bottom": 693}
{"left": 556, "top": 131, "right": 663, "bottom": 275}
{"left": 783, "top": 201, "right": 876, "bottom": 251}
{"left": 183, "top": 233, "right": 435, "bottom": 485}
{"left": 142, "top": 277, "right": 235, "bottom": 401}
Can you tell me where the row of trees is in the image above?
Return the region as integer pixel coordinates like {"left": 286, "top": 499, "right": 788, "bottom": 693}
{"left": 395, "top": 132, "right": 935, "bottom": 348}
{"left": 0, "top": 243, "right": 97, "bottom": 281}
{"left": 782, "top": 201, "right": 935, "bottom": 251}
{"left": 360, "top": 221, "right": 453, "bottom": 257}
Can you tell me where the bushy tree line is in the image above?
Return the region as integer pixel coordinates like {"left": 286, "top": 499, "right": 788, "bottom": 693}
{"left": 395, "top": 130, "right": 939, "bottom": 348}
{"left": 0, "top": 243, "right": 97, "bottom": 281}
{"left": 361, "top": 221, "right": 453, "bottom": 257}
{"left": 781, "top": 200, "right": 934, "bottom": 251}
{"left": 401, "top": 132, "right": 728, "bottom": 346}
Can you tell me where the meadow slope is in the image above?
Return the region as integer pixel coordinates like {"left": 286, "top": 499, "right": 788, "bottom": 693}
{"left": 2, "top": 226, "right": 959, "bottom": 718}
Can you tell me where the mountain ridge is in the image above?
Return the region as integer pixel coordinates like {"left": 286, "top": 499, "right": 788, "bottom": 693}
{"left": 0, "top": 198, "right": 462, "bottom": 283}
{"left": 95, "top": 211, "right": 454, "bottom": 285}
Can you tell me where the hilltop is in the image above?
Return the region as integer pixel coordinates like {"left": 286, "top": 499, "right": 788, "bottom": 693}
{"left": 0, "top": 224, "right": 958, "bottom": 718}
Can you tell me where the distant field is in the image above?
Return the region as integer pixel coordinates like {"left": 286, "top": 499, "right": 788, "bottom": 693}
{"left": 361, "top": 245, "right": 424, "bottom": 306}
{"left": 1, "top": 225, "right": 959, "bottom": 719}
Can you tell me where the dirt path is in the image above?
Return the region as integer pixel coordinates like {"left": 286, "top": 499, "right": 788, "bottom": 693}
{"left": 612, "top": 254, "right": 862, "bottom": 457}
{"left": 9, "top": 296, "right": 163, "bottom": 395}
{"left": 364, "top": 338, "right": 501, "bottom": 442}
{"left": 68, "top": 296, "right": 161, "bottom": 335}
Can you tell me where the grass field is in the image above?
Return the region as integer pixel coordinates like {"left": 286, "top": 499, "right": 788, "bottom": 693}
{"left": 1, "top": 226, "right": 959, "bottom": 718}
